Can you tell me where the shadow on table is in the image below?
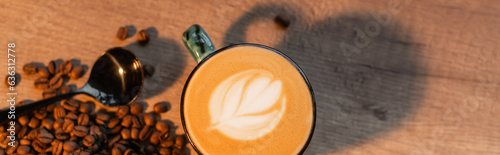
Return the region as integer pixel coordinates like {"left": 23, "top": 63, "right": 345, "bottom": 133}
{"left": 223, "top": 3, "right": 426, "bottom": 154}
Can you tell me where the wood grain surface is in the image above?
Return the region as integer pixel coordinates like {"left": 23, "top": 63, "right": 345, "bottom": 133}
{"left": 1, "top": 0, "right": 499, "bottom": 154}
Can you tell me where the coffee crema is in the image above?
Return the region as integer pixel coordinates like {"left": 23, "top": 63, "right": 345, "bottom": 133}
{"left": 184, "top": 45, "right": 314, "bottom": 155}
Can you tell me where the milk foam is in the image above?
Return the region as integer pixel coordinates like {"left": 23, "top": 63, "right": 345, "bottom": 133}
{"left": 208, "top": 69, "right": 286, "bottom": 140}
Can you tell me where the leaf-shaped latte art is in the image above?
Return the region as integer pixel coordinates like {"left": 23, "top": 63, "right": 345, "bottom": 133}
{"left": 208, "top": 69, "right": 286, "bottom": 140}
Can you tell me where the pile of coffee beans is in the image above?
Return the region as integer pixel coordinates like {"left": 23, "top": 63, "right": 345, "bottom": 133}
{"left": 0, "top": 61, "right": 186, "bottom": 155}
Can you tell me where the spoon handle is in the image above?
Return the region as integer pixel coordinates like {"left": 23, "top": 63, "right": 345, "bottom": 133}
{"left": 0, "top": 92, "right": 80, "bottom": 125}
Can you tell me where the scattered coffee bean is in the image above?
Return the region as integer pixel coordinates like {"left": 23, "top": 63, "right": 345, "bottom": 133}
{"left": 159, "top": 147, "right": 171, "bottom": 155}
{"left": 78, "top": 113, "right": 90, "bottom": 126}
{"left": 23, "top": 63, "right": 38, "bottom": 75}
{"left": 4, "top": 72, "right": 21, "bottom": 87}
{"left": 53, "top": 117, "right": 65, "bottom": 130}
{"left": 108, "top": 135, "right": 121, "bottom": 148}
{"left": 18, "top": 126, "right": 28, "bottom": 138}
{"left": 154, "top": 102, "right": 169, "bottom": 114}
{"left": 41, "top": 118, "right": 55, "bottom": 130}
{"left": 48, "top": 60, "right": 59, "bottom": 75}
{"left": 160, "top": 135, "right": 175, "bottom": 148}
{"left": 59, "top": 84, "right": 73, "bottom": 94}
{"left": 46, "top": 103, "right": 56, "bottom": 112}
{"left": 69, "top": 65, "right": 84, "bottom": 79}
{"left": 144, "top": 144, "right": 156, "bottom": 154}
{"left": 54, "top": 106, "right": 66, "bottom": 120}
{"left": 155, "top": 121, "right": 169, "bottom": 134}
{"left": 38, "top": 67, "right": 51, "bottom": 78}
{"left": 83, "top": 135, "right": 96, "bottom": 147}
{"left": 108, "top": 118, "right": 121, "bottom": 129}
{"left": 61, "top": 60, "right": 73, "bottom": 75}
{"left": 63, "top": 141, "right": 78, "bottom": 151}
{"left": 132, "top": 116, "right": 142, "bottom": 128}
{"left": 121, "top": 128, "right": 131, "bottom": 140}
{"left": 79, "top": 101, "right": 92, "bottom": 113}
{"left": 20, "top": 139, "right": 31, "bottom": 146}
{"left": 143, "top": 64, "right": 155, "bottom": 78}
{"left": 62, "top": 99, "right": 80, "bottom": 112}
{"left": 34, "top": 77, "right": 50, "bottom": 89}
{"left": 62, "top": 118, "right": 75, "bottom": 133}
{"left": 37, "top": 130, "right": 54, "bottom": 144}
{"left": 150, "top": 131, "right": 161, "bottom": 145}
{"left": 175, "top": 135, "right": 185, "bottom": 149}
{"left": 110, "top": 125, "right": 123, "bottom": 134}
{"left": 52, "top": 140, "right": 64, "bottom": 155}
{"left": 18, "top": 115, "right": 30, "bottom": 126}
{"left": 172, "top": 147, "right": 186, "bottom": 155}
{"left": 129, "top": 103, "right": 143, "bottom": 115}
{"left": 34, "top": 108, "right": 47, "bottom": 119}
{"left": 121, "top": 115, "right": 133, "bottom": 127}
{"left": 275, "top": 14, "right": 291, "bottom": 28}
{"left": 49, "top": 73, "right": 64, "bottom": 89}
{"left": 117, "top": 27, "right": 129, "bottom": 40}
{"left": 143, "top": 113, "right": 157, "bottom": 126}
{"left": 16, "top": 145, "right": 31, "bottom": 154}
{"left": 42, "top": 88, "right": 57, "bottom": 99}
{"left": 116, "top": 105, "right": 130, "bottom": 118}
{"left": 28, "top": 117, "right": 40, "bottom": 128}
{"left": 131, "top": 127, "right": 140, "bottom": 140}
{"left": 124, "top": 148, "right": 136, "bottom": 155}
{"left": 65, "top": 112, "right": 78, "bottom": 120}
{"left": 73, "top": 125, "right": 89, "bottom": 137}
{"left": 138, "top": 29, "right": 150, "bottom": 45}
{"left": 139, "top": 126, "right": 153, "bottom": 141}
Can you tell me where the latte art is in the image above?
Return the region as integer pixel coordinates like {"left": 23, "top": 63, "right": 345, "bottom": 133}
{"left": 208, "top": 70, "right": 286, "bottom": 140}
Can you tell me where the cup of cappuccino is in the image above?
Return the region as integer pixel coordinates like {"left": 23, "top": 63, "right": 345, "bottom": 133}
{"left": 180, "top": 24, "right": 316, "bottom": 154}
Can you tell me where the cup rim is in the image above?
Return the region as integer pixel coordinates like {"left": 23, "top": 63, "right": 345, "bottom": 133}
{"left": 180, "top": 43, "right": 317, "bottom": 154}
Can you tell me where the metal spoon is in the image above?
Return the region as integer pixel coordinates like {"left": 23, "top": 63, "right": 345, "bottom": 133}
{"left": 0, "top": 47, "right": 143, "bottom": 125}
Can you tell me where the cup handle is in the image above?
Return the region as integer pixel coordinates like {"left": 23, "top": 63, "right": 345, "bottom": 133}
{"left": 182, "top": 24, "right": 216, "bottom": 63}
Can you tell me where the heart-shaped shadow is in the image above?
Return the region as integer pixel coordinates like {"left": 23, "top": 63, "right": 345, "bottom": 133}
{"left": 223, "top": 3, "right": 426, "bottom": 154}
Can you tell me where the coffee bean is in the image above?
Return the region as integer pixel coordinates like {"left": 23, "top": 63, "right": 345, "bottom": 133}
{"left": 19, "top": 115, "right": 30, "bottom": 126}
{"left": 20, "top": 139, "right": 31, "bottom": 145}
{"left": 49, "top": 73, "right": 64, "bottom": 89}
{"left": 159, "top": 147, "right": 171, "bottom": 155}
{"left": 37, "top": 132, "right": 54, "bottom": 144}
{"left": 26, "top": 129, "right": 38, "bottom": 140}
{"left": 275, "top": 14, "right": 291, "bottom": 28}
{"left": 116, "top": 105, "right": 129, "bottom": 118}
{"left": 48, "top": 60, "right": 59, "bottom": 75}
{"left": 139, "top": 126, "right": 153, "bottom": 141}
{"left": 82, "top": 135, "right": 96, "bottom": 147}
{"left": 23, "top": 63, "right": 39, "bottom": 75}
{"left": 69, "top": 65, "right": 84, "bottom": 79}
{"left": 62, "top": 99, "right": 80, "bottom": 112}
{"left": 121, "top": 128, "right": 131, "bottom": 140}
{"left": 42, "top": 88, "right": 57, "bottom": 99}
{"left": 61, "top": 60, "right": 73, "bottom": 75}
{"left": 52, "top": 140, "right": 64, "bottom": 155}
{"left": 77, "top": 113, "right": 89, "bottom": 126}
{"left": 111, "top": 125, "right": 123, "bottom": 134}
{"left": 108, "top": 135, "right": 121, "bottom": 148}
{"left": 62, "top": 118, "right": 75, "bottom": 133}
{"left": 79, "top": 101, "right": 92, "bottom": 113}
{"left": 124, "top": 148, "right": 136, "bottom": 155}
{"left": 73, "top": 125, "right": 89, "bottom": 137}
{"left": 138, "top": 29, "right": 150, "bottom": 45}
{"left": 96, "top": 113, "right": 111, "bottom": 125}
{"left": 5, "top": 141, "right": 17, "bottom": 154}
{"left": 59, "top": 85, "right": 73, "bottom": 94}
{"left": 111, "top": 147, "right": 123, "bottom": 155}
{"left": 16, "top": 145, "right": 32, "bottom": 154}
{"left": 34, "top": 140, "right": 49, "bottom": 153}
{"left": 175, "top": 135, "right": 186, "bottom": 149}
{"left": 113, "top": 143, "right": 127, "bottom": 152}
{"left": 46, "top": 103, "right": 56, "bottom": 112}
{"left": 41, "top": 118, "right": 55, "bottom": 130}
{"left": 106, "top": 117, "right": 120, "bottom": 129}
{"left": 28, "top": 117, "right": 40, "bottom": 128}
{"left": 155, "top": 121, "right": 169, "bottom": 134}
{"left": 129, "top": 103, "right": 143, "bottom": 115}
{"left": 149, "top": 131, "right": 161, "bottom": 145}
{"left": 154, "top": 102, "right": 169, "bottom": 114}
{"left": 65, "top": 113, "right": 78, "bottom": 121}
{"left": 143, "top": 113, "right": 157, "bottom": 126}
{"left": 160, "top": 135, "right": 174, "bottom": 148}
{"left": 69, "top": 135, "right": 79, "bottom": 142}
{"left": 18, "top": 126, "right": 28, "bottom": 138}
{"left": 172, "top": 147, "right": 186, "bottom": 155}
{"left": 34, "top": 78, "right": 50, "bottom": 89}
{"left": 34, "top": 109, "right": 48, "bottom": 119}
{"left": 54, "top": 106, "right": 66, "bottom": 120}
{"left": 143, "top": 64, "right": 155, "bottom": 78}
{"left": 130, "top": 127, "right": 140, "bottom": 140}
{"left": 117, "top": 27, "right": 128, "bottom": 40}
{"left": 38, "top": 67, "right": 51, "bottom": 78}
{"left": 90, "top": 125, "right": 103, "bottom": 136}
{"left": 53, "top": 118, "right": 65, "bottom": 130}
{"left": 132, "top": 116, "right": 142, "bottom": 128}
{"left": 4, "top": 72, "right": 20, "bottom": 87}
{"left": 63, "top": 141, "right": 78, "bottom": 151}
{"left": 144, "top": 144, "right": 156, "bottom": 154}
{"left": 121, "top": 115, "right": 133, "bottom": 127}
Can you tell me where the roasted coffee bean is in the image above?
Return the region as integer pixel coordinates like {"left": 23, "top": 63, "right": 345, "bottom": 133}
{"left": 108, "top": 118, "right": 120, "bottom": 129}
{"left": 32, "top": 140, "right": 47, "bottom": 153}
{"left": 18, "top": 126, "right": 28, "bottom": 138}
{"left": 54, "top": 106, "right": 66, "bottom": 120}
{"left": 53, "top": 118, "right": 65, "bottom": 130}
{"left": 275, "top": 14, "right": 291, "bottom": 28}
{"left": 61, "top": 60, "right": 73, "bottom": 75}
{"left": 62, "top": 99, "right": 80, "bottom": 112}
{"left": 129, "top": 103, "right": 143, "bottom": 115}
{"left": 5, "top": 72, "right": 21, "bottom": 87}
{"left": 116, "top": 105, "right": 129, "bottom": 118}
{"left": 65, "top": 112, "right": 78, "bottom": 120}
{"left": 38, "top": 67, "right": 51, "bottom": 78}
{"left": 35, "top": 78, "right": 50, "bottom": 89}
{"left": 20, "top": 139, "right": 31, "bottom": 145}
{"left": 79, "top": 101, "right": 92, "bottom": 113}
{"left": 130, "top": 127, "right": 140, "bottom": 140}
{"left": 23, "top": 63, "right": 39, "bottom": 75}
{"left": 108, "top": 135, "right": 121, "bottom": 148}
{"left": 110, "top": 125, "right": 122, "bottom": 134}
{"left": 69, "top": 135, "right": 79, "bottom": 142}
{"left": 138, "top": 29, "right": 150, "bottom": 45}
{"left": 41, "top": 118, "right": 55, "bottom": 130}
{"left": 154, "top": 102, "right": 169, "bottom": 114}
{"left": 28, "top": 117, "right": 40, "bottom": 128}
{"left": 52, "top": 140, "right": 64, "bottom": 155}
{"left": 46, "top": 103, "right": 56, "bottom": 112}
{"left": 144, "top": 144, "right": 156, "bottom": 154}
{"left": 172, "top": 147, "right": 186, "bottom": 155}
{"left": 49, "top": 73, "right": 64, "bottom": 89}
{"left": 155, "top": 121, "right": 169, "bottom": 134}
{"left": 132, "top": 116, "right": 142, "bottom": 128}
{"left": 175, "top": 135, "right": 186, "bottom": 149}
{"left": 83, "top": 135, "right": 96, "bottom": 147}
{"left": 16, "top": 145, "right": 32, "bottom": 154}
{"left": 26, "top": 129, "right": 38, "bottom": 140}
{"left": 69, "top": 65, "right": 84, "bottom": 79}
{"left": 96, "top": 113, "right": 111, "bottom": 125}
{"left": 77, "top": 113, "right": 89, "bottom": 126}
{"left": 37, "top": 129, "right": 54, "bottom": 144}
{"left": 149, "top": 131, "right": 161, "bottom": 145}
{"left": 43, "top": 88, "right": 58, "bottom": 99}
{"left": 34, "top": 108, "right": 48, "bottom": 119}
{"left": 62, "top": 118, "right": 75, "bottom": 133}
{"left": 123, "top": 148, "right": 136, "bottom": 155}
{"left": 111, "top": 147, "right": 123, "bottom": 155}
{"left": 159, "top": 147, "right": 171, "bottom": 155}
{"left": 143, "top": 113, "right": 157, "bottom": 126}
{"left": 55, "top": 128, "right": 69, "bottom": 140}
{"left": 19, "top": 115, "right": 30, "bottom": 126}
{"left": 117, "top": 27, "right": 128, "bottom": 40}
{"left": 160, "top": 135, "right": 174, "bottom": 148}
{"left": 139, "top": 126, "right": 153, "bottom": 141}
{"left": 121, "top": 128, "right": 131, "bottom": 140}
{"left": 121, "top": 115, "right": 133, "bottom": 127}
{"left": 143, "top": 64, "right": 155, "bottom": 78}
{"left": 90, "top": 125, "right": 103, "bottom": 136}
{"left": 73, "top": 125, "right": 89, "bottom": 137}
{"left": 48, "top": 60, "right": 59, "bottom": 75}
{"left": 59, "top": 85, "right": 73, "bottom": 94}
{"left": 63, "top": 141, "right": 78, "bottom": 151}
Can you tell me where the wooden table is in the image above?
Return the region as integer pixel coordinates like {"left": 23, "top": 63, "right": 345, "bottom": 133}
{"left": 1, "top": 0, "right": 499, "bottom": 154}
